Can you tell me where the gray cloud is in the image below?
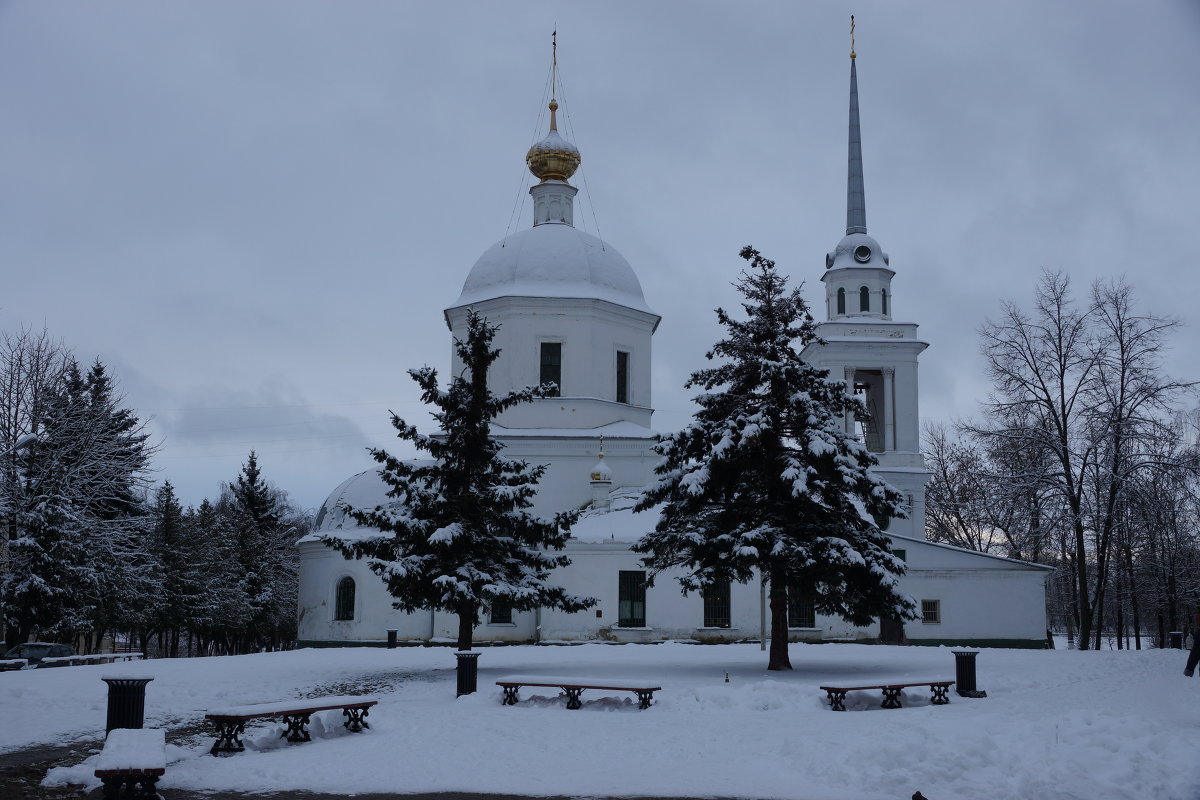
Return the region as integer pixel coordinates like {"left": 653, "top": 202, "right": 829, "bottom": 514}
{"left": 2, "top": 0, "right": 1197, "bottom": 508}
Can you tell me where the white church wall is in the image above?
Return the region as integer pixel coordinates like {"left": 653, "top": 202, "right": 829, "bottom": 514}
{"left": 446, "top": 297, "right": 657, "bottom": 429}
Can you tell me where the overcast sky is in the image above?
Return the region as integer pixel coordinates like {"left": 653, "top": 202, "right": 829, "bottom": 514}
{"left": 2, "top": 1, "right": 1198, "bottom": 510}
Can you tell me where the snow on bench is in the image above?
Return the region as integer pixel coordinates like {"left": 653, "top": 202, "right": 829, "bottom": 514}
{"left": 94, "top": 727, "right": 166, "bottom": 799}
{"left": 819, "top": 680, "right": 955, "bottom": 711}
{"left": 205, "top": 695, "right": 378, "bottom": 756}
{"left": 495, "top": 675, "right": 662, "bottom": 710}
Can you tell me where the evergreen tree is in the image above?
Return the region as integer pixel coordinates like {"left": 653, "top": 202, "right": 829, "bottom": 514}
{"left": 227, "top": 452, "right": 293, "bottom": 651}
{"left": 634, "top": 246, "right": 914, "bottom": 670}
{"left": 324, "top": 309, "right": 595, "bottom": 650}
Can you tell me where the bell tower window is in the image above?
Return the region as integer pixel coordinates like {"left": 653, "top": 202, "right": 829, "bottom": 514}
{"left": 616, "top": 350, "right": 630, "bottom": 404}
{"left": 836, "top": 288, "right": 846, "bottom": 315}
{"left": 540, "top": 342, "right": 562, "bottom": 397}
{"left": 859, "top": 286, "right": 870, "bottom": 312}
{"left": 881, "top": 289, "right": 888, "bottom": 316}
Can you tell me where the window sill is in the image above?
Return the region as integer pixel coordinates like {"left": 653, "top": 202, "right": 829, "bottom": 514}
{"left": 616, "top": 626, "right": 652, "bottom": 631}
{"left": 788, "top": 627, "right": 821, "bottom": 631}
{"left": 697, "top": 627, "right": 736, "bottom": 631}
{"left": 487, "top": 622, "right": 516, "bottom": 627}
{"left": 921, "top": 621, "right": 941, "bottom": 625}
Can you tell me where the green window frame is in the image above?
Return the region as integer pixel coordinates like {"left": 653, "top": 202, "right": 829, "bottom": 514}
{"left": 702, "top": 579, "right": 731, "bottom": 628}
{"left": 788, "top": 587, "right": 816, "bottom": 628}
{"left": 618, "top": 571, "right": 646, "bottom": 627}
{"left": 540, "top": 342, "right": 562, "bottom": 397}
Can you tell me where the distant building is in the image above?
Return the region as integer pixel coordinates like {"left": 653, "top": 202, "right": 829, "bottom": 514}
{"left": 297, "top": 47, "right": 1051, "bottom": 649}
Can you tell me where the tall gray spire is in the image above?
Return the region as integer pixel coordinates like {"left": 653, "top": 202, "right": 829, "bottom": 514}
{"left": 846, "top": 41, "right": 867, "bottom": 235}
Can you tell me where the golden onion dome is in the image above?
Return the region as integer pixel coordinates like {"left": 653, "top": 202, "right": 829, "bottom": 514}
{"left": 526, "top": 100, "right": 581, "bottom": 183}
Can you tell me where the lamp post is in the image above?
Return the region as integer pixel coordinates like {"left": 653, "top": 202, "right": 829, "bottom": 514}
{"left": 1, "top": 432, "right": 40, "bottom": 646}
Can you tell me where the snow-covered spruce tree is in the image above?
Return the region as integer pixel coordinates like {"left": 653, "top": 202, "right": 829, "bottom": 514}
{"left": 324, "top": 309, "right": 595, "bottom": 651}
{"left": 634, "top": 246, "right": 915, "bottom": 670}
{"left": 226, "top": 452, "right": 300, "bottom": 652}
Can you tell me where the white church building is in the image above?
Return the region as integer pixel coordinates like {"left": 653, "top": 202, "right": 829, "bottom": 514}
{"left": 296, "top": 51, "right": 1052, "bottom": 650}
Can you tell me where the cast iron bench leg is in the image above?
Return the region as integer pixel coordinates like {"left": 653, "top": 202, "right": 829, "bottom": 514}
{"left": 826, "top": 690, "right": 847, "bottom": 711}
{"left": 930, "top": 684, "right": 951, "bottom": 705}
{"left": 134, "top": 775, "right": 160, "bottom": 798}
{"left": 210, "top": 720, "right": 247, "bottom": 756}
{"left": 635, "top": 690, "right": 655, "bottom": 710}
{"left": 564, "top": 688, "right": 584, "bottom": 710}
{"left": 881, "top": 688, "right": 903, "bottom": 709}
{"left": 100, "top": 776, "right": 122, "bottom": 800}
{"left": 501, "top": 685, "right": 519, "bottom": 705}
{"left": 281, "top": 713, "right": 312, "bottom": 743}
{"left": 343, "top": 706, "right": 371, "bottom": 732}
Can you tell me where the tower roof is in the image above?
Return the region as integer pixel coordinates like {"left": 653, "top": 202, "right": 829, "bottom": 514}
{"left": 846, "top": 16, "right": 867, "bottom": 236}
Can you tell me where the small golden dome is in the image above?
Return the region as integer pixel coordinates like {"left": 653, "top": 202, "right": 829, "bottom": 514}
{"left": 526, "top": 100, "right": 581, "bottom": 183}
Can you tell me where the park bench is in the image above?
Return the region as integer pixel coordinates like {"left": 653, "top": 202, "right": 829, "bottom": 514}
{"left": 94, "top": 727, "right": 166, "bottom": 799}
{"left": 204, "top": 695, "right": 378, "bottom": 756}
{"left": 820, "top": 680, "right": 954, "bottom": 711}
{"left": 496, "top": 675, "right": 661, "bottom": 710}
{"left": 0, "top": 658, "right": 26, "bottom": 671}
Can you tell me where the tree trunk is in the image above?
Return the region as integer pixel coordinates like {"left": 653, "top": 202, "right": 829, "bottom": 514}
{"left": 767, "top": 564, "right": 791, "bottom": 671}
{"left": 456, "top": 606, "right": 476, "bottom": 652}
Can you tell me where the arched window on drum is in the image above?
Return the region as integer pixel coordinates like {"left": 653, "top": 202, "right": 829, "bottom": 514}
{"left": 335, "top": 576, "right": 356, "bottom": 621}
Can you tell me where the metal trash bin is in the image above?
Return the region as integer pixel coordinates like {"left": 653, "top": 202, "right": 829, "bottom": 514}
{"left": 455, "top": 651, "right": 480, "bottom": 696}
{"left": 387, "top": 629, "right": 398, "bottom": 649}
{"left": 953, "top": 650, "right": 987, "bottom": 698}
{"left": 1170, "top": 631, "right": 1184, "bottom": 649}
{"left": 103, "top": 676, "right": 154, "bottom": 733}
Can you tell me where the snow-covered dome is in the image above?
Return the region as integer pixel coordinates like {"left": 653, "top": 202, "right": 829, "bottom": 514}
{"left": 312, "top": 470, "right": 390, "bottom": 533}
{"left": 450, "top": 223, "right": 654, "bottom": 314}
{"left": 825, "top": 232, "right": 891, "bottom": 272}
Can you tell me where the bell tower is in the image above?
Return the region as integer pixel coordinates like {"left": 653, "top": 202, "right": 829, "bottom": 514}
{"left": 800, "top": 20, "right": 931, "bottom": 539}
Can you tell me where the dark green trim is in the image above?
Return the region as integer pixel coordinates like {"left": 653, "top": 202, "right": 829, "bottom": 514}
{"left": 900, "top": 638, "right": 1049, "bottom": 650}
{"left": 296, "top": 639, "right": 537, "bottom": 649}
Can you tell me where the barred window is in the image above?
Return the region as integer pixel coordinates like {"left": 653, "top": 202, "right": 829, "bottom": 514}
{"left": 702, "top": 579, "right": 731, "bottom": 628}
{"left": 921, "top": 599, "right": 940, "bottom": 624}
{"left": 893, "top": 549, "right": 907, "bottom": 562}
{"left": 788, "top": 587, "right": 816, "bottom": 628}
{"left": 618, "top": 571, "right": 646, "bottom": 627}
{"left": 335, "top": 577, "right": 355, "bottom": 621}
{"left": 489, "top": 599, "right": 513, "bottom": 625}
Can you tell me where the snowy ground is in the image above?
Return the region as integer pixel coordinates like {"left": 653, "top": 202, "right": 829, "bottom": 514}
{"left": 1, "top": 641, "right": 1192, "bottom": 799}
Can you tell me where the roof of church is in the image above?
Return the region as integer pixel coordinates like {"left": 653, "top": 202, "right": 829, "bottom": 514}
{"left": 449, "top": 222, "right": 655, "bottom": 315}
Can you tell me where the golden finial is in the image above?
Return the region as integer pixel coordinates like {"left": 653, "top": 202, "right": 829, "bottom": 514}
{"left": 850, "top": 15, "right": 856, "bottom": 59}
{"left": 526, "top": 26, "right": 581, "bottom": 183}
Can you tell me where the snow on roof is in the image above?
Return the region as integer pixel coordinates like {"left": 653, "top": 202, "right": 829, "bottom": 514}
{"left": 492, "top": 420, "right": 658, "bottom": 439}
{"left": 570, "top": 487, "right": 659, "bottom": 544}
{"left": 449, "top": 223, "right": 656, "bottom": 315}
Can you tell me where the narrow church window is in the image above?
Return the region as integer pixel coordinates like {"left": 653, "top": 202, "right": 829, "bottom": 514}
{"left": 618, "top": 570, "right": 646, "bottom": 627}
{"left": 616, "top": 350, "right": 630, "bottom": 404}
{"left": 540, "top": 342, "right": 562, "bottom": 396}
{"left": 335, "top": 576, "right": 355, "bottom": 621}
{"left": 702, "top": 579, "right": 731, "bottom": 628}
{"left": 489, "top": 599, "right": 513, "bottom": 625}
{"left": 921, "top": 599, "right": 940, "bottom": 624}
{"left": 787, "top": 587, "right": 816, "bottom": 628}
{"left": 836, "top": 288, "right": 846, "bottom": 315}
{"left": 859, "top": 286, "right": 870, "bottom": 312}
{"left": 881, "top": 289, "right": 888, "bottom": 315}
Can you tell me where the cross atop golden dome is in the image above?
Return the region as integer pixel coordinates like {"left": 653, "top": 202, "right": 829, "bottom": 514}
{"left": 526, "top": 30, "right": 581, "bottom": 183}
